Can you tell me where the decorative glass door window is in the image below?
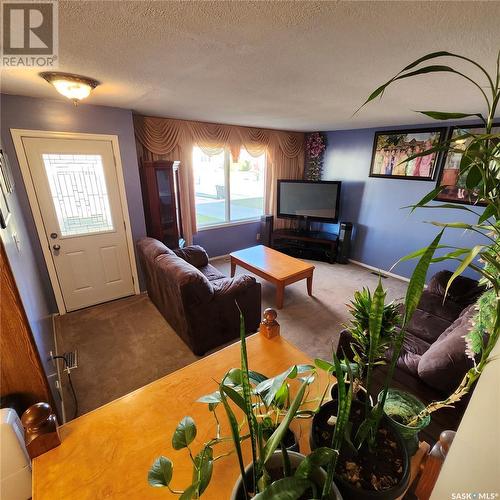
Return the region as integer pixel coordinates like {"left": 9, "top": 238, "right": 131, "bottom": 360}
{"left": 193, "top": 147, "right": 265, "bottom": 228}
{"left": 42, "top": 153, "right": 114, "bottom": 236}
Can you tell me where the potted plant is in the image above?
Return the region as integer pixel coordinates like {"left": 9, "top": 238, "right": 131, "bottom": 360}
{"left": 331, "top": 287, "right": 401, "bottom": 399}
{"left": 196, "top": 362, "right": 316, "bottom": 454}
{"left": 360, "top": 49, "right": 499, "bottom": 430}
{"left": 377, "top": 388, "right": 430, "bottom": 456}
{"left": 309, "top": 49, "right": 499, "bottom": 498}
{"left": 334, "top": 286, "right": 431, "bottom": 456}
{"left": 312, "top": 272, "right": 436, "bottom": 499}
{"left": 148, "top": 315, "right": 342, "bottom": 499}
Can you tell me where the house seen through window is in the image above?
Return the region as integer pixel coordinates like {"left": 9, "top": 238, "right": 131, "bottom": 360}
{"left": 193, "top": 146, "right": 265, "bottom": 227}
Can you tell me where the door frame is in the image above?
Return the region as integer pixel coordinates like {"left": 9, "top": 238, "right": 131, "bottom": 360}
{"left": 11, "top": 129, "right": 140, "bottom": 314}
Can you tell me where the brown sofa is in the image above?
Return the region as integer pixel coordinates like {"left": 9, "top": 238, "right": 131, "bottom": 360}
{"left": 337, "top": 270, "right": 484, "bottom": 442}
{"left": 137, "top": 238, "right": 261, "bottom": 355}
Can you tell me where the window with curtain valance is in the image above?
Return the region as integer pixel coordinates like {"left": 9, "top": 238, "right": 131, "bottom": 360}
{"left": 134, "top": 115, "right": 305, "bottom": 245}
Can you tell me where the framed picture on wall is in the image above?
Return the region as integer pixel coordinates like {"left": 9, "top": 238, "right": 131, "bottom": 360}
{"left": 435, "top": 124, "right": 499, "bottom": 206}
{"left": 369, "top": 128, "right": 446, "bottom": 180}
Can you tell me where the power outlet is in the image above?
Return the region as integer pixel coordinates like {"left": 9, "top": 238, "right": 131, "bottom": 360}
{"left": 256, "top": 233, "right": 260, "bottom": 241}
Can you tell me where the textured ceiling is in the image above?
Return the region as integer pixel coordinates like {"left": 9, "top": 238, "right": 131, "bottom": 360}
{"left": 1, "top": 1, "right": 499, "bottom": 131}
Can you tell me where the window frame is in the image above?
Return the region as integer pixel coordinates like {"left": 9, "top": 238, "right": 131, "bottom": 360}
{"left": 193, "top": 147, "right": 266, "bottom": 230}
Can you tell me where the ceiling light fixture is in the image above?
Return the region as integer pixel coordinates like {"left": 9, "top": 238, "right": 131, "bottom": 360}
{"left": 39, "top": 72, "right": 100, "bottom": 105}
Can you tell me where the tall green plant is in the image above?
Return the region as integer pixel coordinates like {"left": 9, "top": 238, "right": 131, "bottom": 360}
{"left": 361, "top": 49, "right": 500, "bottom": 422}
{"left": 149, "top": 313, "right": 337, "bottom": 498}
{"left": 350, "top": 232, "right": 443, "bottom": 449}
{"left": 322, "top": 353, "right": 353, "bottom": 500}
{"left": 343, "top": 286, "right": 400, "bottom": 380}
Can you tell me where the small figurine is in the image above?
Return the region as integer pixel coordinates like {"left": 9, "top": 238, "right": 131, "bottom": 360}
{"left": 259, "top": 308, "right": 280, "bottom": 339}
{"left": 21, "top": 402, "right": 61, "bottom": 459}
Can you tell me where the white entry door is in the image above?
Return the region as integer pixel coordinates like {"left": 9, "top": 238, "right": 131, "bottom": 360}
{"left": 19, "top": 135, "right": 136, "bottom": 312}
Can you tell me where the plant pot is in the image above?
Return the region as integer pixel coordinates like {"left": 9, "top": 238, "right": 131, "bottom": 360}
{"left": 310, "top": 400, "right": 410, "bottom": 500}
{"left": 283, "top": 428, "right": 300, "bottom": 453}
{"left": 230, "top": 450, "right": 342, "bottom": 500}
{"left": 378, "top": 389, "right": 430, "bottom": 456}
{"left": 263, "top": 428, "right": 300, "bottom": 453}
{"left": 310, "top": 400, "right": 339, "bottom": 451}
{"left": 330, "top": 382, "right": 371, "bottom": 405}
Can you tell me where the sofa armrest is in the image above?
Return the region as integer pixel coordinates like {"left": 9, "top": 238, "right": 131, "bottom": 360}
{"left": 211, "top": 275, "right": 257, "bottom": 297}
{"left": 417, "top": 304, "right": 475, "bottom": 394}
{"left": 174, "top": 245, "right": 209, "bottom": 268}
{"left": 427, "top": 270, "right": 484, "bottom": 306}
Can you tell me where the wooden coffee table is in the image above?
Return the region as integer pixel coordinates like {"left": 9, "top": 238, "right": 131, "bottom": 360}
{"left": 230, "top": 245, "right": 315, "bottom": 309}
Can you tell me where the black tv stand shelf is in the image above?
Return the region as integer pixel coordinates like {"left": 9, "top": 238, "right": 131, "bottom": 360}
{"left": 271, "top": 229, "right": 338, "bottom": 264}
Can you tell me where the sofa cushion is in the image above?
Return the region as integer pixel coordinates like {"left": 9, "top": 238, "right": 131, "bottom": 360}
{"left": 417, "top": 304, "right": 476, "bottom": 394}
{"left": 174, "top": 245, "right": 209, "bottom": 268}
{"left": 395, "top": 332, "right": 431, "bottom": 377}
{"left": 211, "top": 275, "right": 257, "bottom": 296}
{"left": 383, "top": 330, "right": 430, "bottom": 377}
{"left": 427, "top": 270, "right": 484, "bottom": 307}
{"left": 156, "top": 253, "right": 213, "bottom": 305}
{"left": 199, "top": 264, "right": 226, "bottom": 281}
{"left": 415, "top": 292, "right": 464, "bottom": 324}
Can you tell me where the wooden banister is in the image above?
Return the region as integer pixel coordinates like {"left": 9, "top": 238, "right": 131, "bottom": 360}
{"left": 259, "top": 308, "right": 280, "bottom": 339}
{"left": 413, "top": 430, "right": 456, "bottom": 500}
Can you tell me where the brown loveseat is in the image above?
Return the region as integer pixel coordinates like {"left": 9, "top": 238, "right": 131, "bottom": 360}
{"left": 337, "top": 270, "right": 484, "bottom": 442}
{"left": 137, "top": 238, "right": 261, "bottom": 355}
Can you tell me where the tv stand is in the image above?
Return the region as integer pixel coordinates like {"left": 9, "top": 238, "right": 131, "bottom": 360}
{"left": 271, "top": 229, "right": 338, "bottom": 264}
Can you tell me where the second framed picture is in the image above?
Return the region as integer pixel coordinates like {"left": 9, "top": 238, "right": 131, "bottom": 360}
{"left": 435, "top": 124, "right": 499, "bottom": 206}
{"left": 369, "top": 128, "right": 447, "bottom": 180}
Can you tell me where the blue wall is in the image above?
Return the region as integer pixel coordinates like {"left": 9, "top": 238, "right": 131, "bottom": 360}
{"left": 0, "top": 94, "right": 147, "bottom": 414}
{"left": 194, "top": 221, "right": 260, "bottom": 257}
{"left": 321, "top": 123, "right": 488, "bottom": 279}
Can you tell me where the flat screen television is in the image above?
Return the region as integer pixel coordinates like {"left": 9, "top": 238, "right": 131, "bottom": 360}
{"left": 277, "top": 180, "right": 341, "bottom": 223}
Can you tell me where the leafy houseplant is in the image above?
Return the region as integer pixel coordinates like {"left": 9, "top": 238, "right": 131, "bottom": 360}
{"left": 312, "top": 260, "right": 440, "bottom": 498}
{"left": 360, "top": 50, "right": 499, "bottom": 426}
{"left": 340, "top": 289, "right": 431, "bottom": 456}
{"left": 310, "top": 49, "right": 499, "bottom": 497}
{"left": 342, "top": 287, "right": 401, "bottom": 385}
{"left": 309, "top": 49, "right": 499, "bottom": 497}
{"left": 148, "top": 315, "right": 342, "bottom": 499}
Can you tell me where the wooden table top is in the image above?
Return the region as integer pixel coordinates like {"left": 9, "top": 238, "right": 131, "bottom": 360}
{"left": 230, "top": 245, "right": 314, "bottom": 281}
{"left": 33, "top": 333, "right": 329, "bottom": 500}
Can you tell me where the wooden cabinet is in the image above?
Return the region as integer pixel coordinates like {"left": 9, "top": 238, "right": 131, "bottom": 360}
{"left": 140, "top": 160, "right": 184, "bottom": 249}
{"left": 0, "top": 242, "right": 56, "bottom": 418}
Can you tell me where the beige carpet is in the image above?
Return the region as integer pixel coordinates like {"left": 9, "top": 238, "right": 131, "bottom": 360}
{"left": 217, "top": 257, "right": 407, "bottom": 361}
{"left": 56, "top": 260, "right": 407, "bottom": 420}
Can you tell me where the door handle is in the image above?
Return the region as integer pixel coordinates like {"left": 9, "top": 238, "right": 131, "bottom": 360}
{"left": 53, "top": 244, "right": 61, "bottom": 251}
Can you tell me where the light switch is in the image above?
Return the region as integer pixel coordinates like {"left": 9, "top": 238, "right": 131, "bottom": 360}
{"left": 11, "top": 232, "right": 20, "bottom": 252}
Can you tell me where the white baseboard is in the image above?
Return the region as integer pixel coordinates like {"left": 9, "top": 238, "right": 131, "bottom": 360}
{"left": 348, "top": 259, "right": 410, "bottom": 283}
